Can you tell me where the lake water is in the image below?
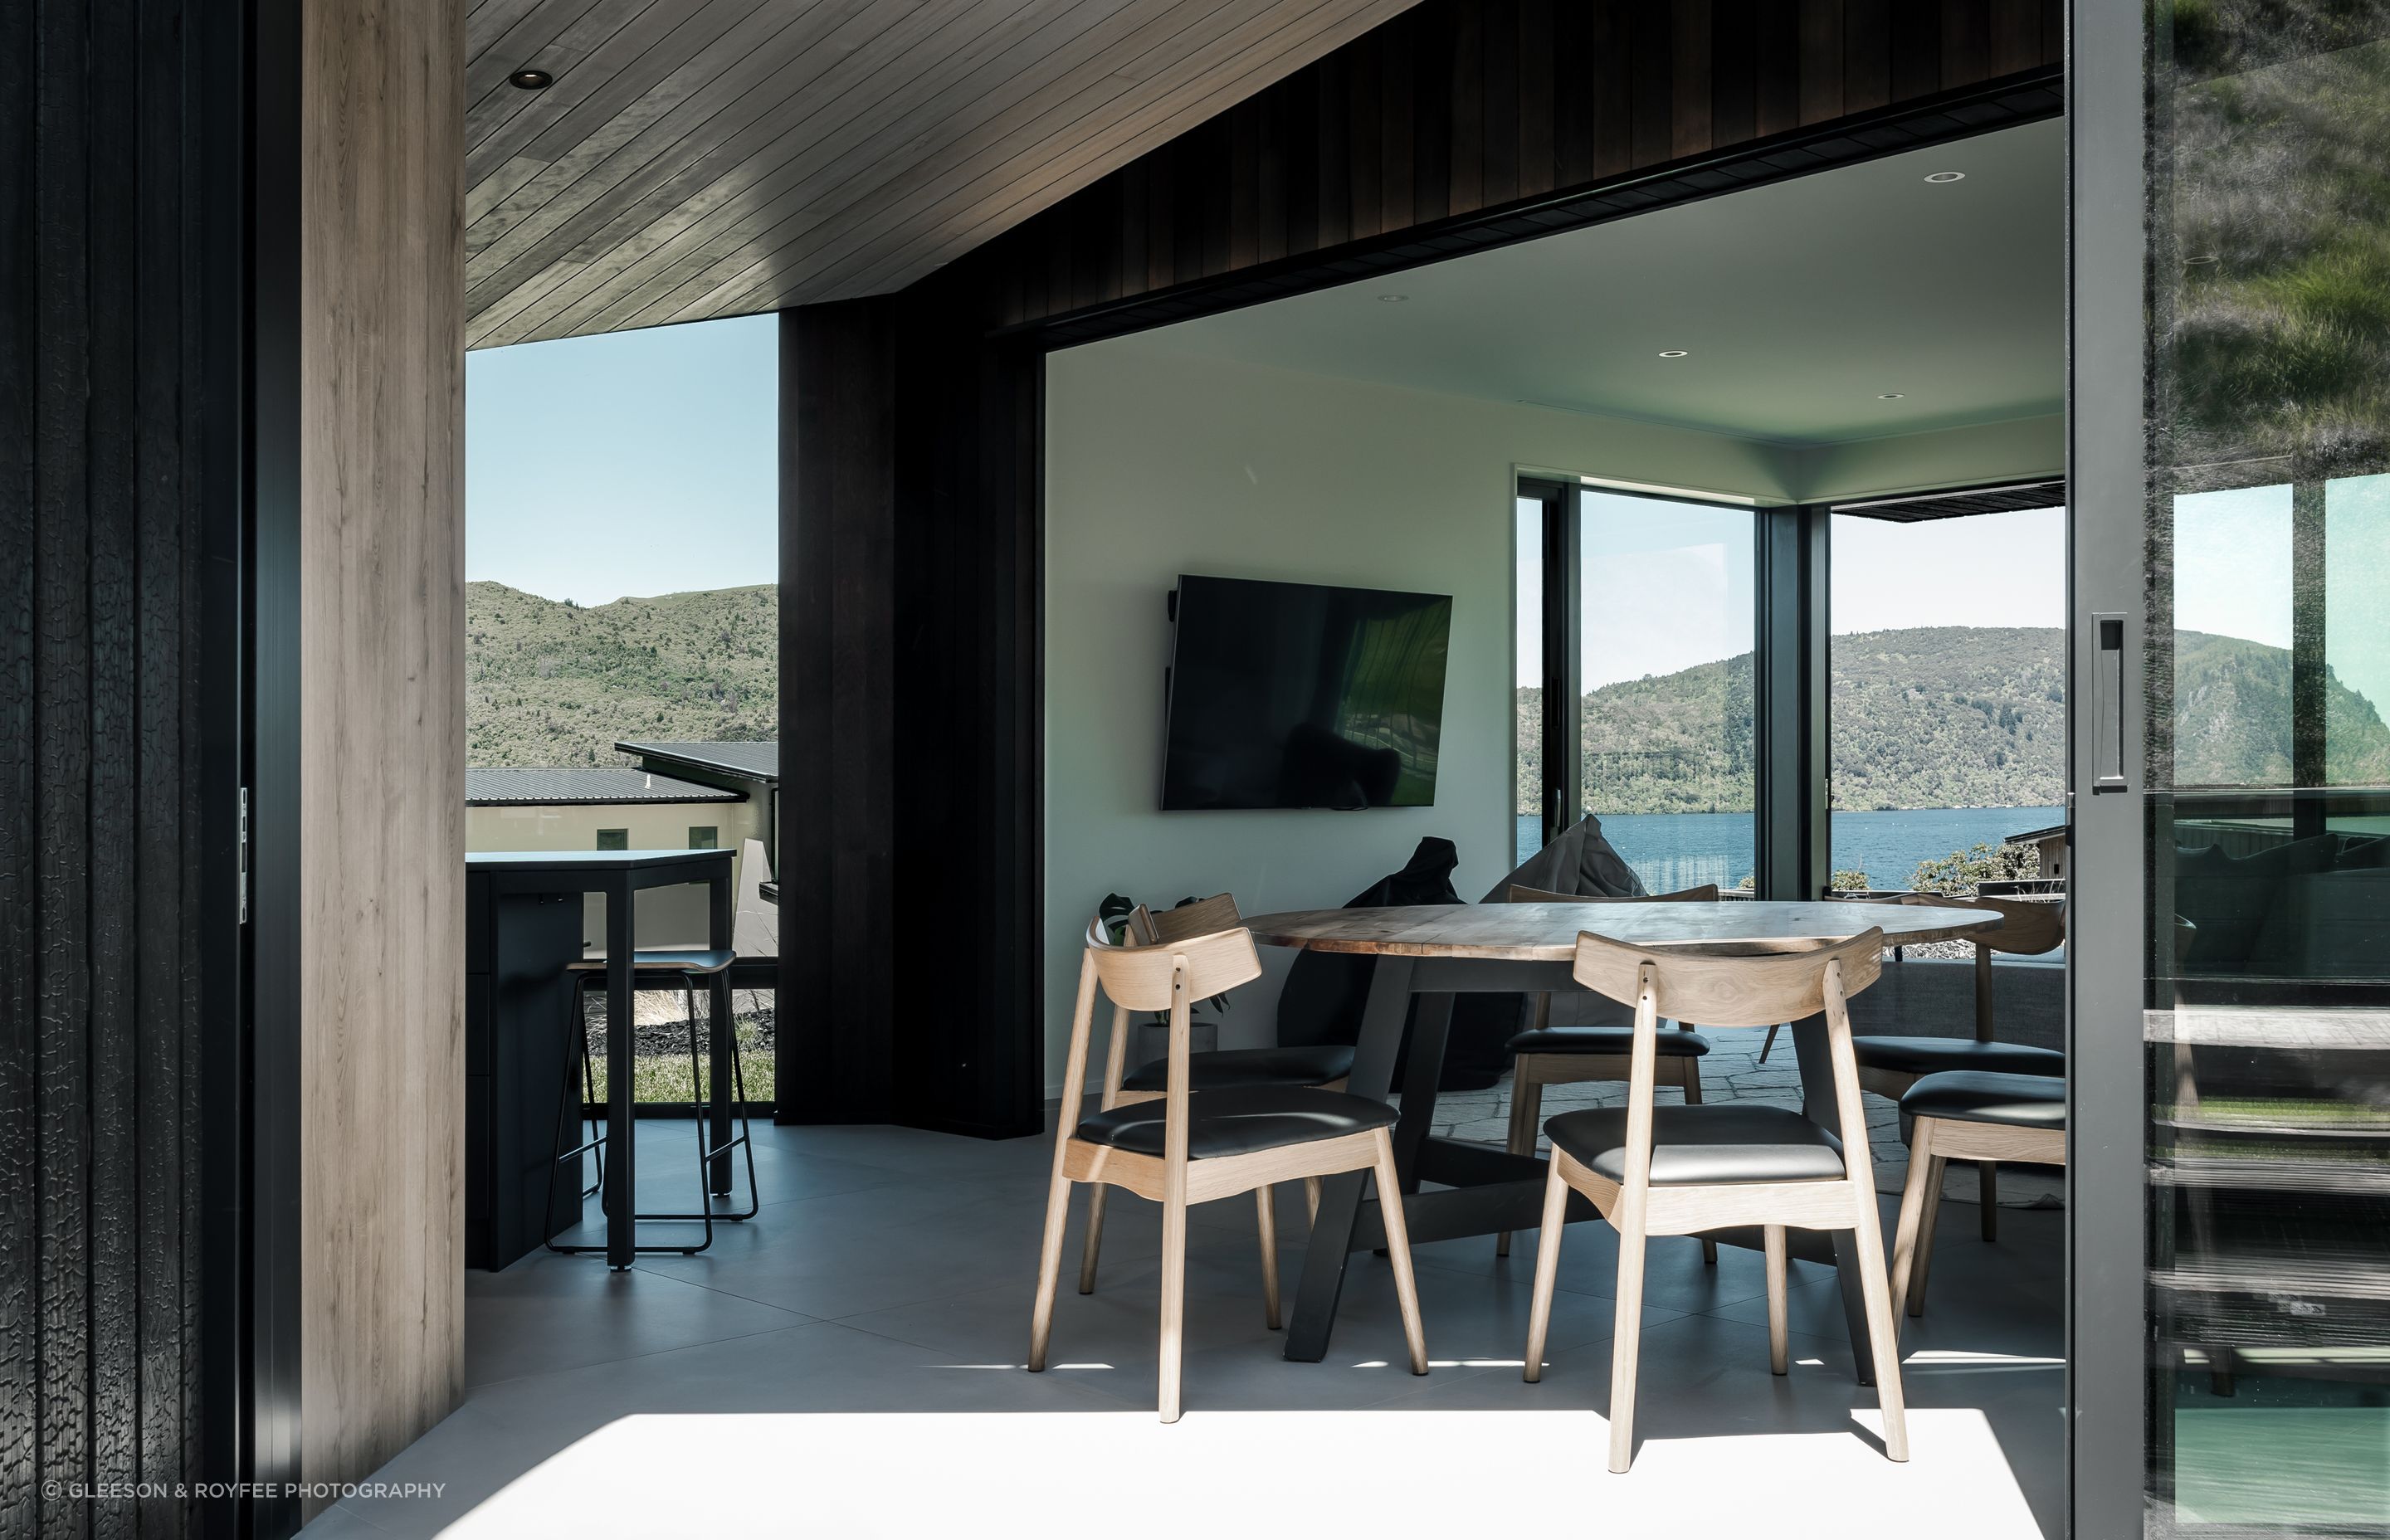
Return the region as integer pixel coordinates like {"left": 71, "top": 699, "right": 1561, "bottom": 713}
{"left": 1514, "top": 806, "right": 2064, "bottom": 893}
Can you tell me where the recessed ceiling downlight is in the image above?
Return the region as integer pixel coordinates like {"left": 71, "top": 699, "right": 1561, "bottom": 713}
{"left": 1924, "top": 170, "right": 1966, "bottom": 183}
{"left": 1377, "top": 293, "right": 1409, "bottom": 303}
{"left": 1878, "top": 392, "right": 1905, "bottom": 399}
{"left": 1657, "top": 349, "right": 1689, "bottom": 358}
{"left": 509, "top": 68, "right": 554, "bottom": 90}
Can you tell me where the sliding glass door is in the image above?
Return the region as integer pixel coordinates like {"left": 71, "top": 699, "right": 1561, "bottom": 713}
{"left": 2077, "top": 5, "right": 2390, "bottom": 1530}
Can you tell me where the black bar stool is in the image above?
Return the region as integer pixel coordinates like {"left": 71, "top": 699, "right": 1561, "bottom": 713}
{"left": 545, "top": 948, "right": 759, "bottom": 1256}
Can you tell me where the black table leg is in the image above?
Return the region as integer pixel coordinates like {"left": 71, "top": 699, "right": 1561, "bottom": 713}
{"left": 1284, "top": 956, "right": 1416, "bottom": 1362}
{"left": 604, "top": 874, "right": 635, "bottom": 1270}
{"left": 706, "top": 869, "right": 735, "bottom": 1196}
{"left": 1388, "top": 992, "right": 1455, "bottom": 1190}
{"left": 1790, "top": 1010, "right": 1875, "bottom": 1384}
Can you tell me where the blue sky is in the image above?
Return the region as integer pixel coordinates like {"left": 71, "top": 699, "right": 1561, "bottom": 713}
{"left": 1516, "top": 497, "right": 2067, "bottom": 688}
{"left": 466, "top": 314, "right": 777, "bottom": 607}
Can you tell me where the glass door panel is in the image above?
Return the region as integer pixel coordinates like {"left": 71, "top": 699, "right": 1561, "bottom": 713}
{"left": 2145, "top": 17, "right": 2390, "bottom": 1530}
{"left": 1577, "top": 492, "right": 1756, "bottom": 894}
{"left": 1516, "top": 494, "right": 1545, "bottom": 865}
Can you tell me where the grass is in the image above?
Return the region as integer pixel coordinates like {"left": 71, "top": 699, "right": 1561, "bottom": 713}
{"left": 583, "top": 1018, "right": 774, "bottom": 1105}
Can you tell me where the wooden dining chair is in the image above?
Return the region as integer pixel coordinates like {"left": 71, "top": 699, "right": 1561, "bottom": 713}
{"left": 1031, "top": 916, "right": 1427, "bottom": 1421}
{"left": 1495, "top": 884, "right": 1720, "bottom": 1263}
{"left": 1852, "top": 893, "right": 2066, "bottom": 1240}
{"left": 1521, "top": 925, "right": 1908, "bottom": 1472}
{"left": 1075, "top": 894, "right": 1353, "bottom": 1326}
{"left": 1887, "top": 1070, "right": 2066, "bottom": 1328}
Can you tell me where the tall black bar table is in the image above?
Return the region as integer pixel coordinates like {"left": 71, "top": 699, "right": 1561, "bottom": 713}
{"left": 467, "top": 848, "right": 735, "bottom": 1270}
{"left": 1242, "top": 899, "right": 2002, "bottom": 1377}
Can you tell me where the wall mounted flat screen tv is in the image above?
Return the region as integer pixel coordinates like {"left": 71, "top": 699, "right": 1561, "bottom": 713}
{"left": 1162, "top": 576, "right": 1452, "bottom": 810}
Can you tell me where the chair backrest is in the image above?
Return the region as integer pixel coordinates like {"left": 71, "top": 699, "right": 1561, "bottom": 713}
{"left": 1572, "top": 927, "right": 1885, "bottom": 1027}
{"left": 1085, "top": 923, "right": 1263, "bottom": 1011}
{"left": 1131, "top": 893, "right": 1242, "bottom": 944}
{"left": 1507, "top": 882, "right": 1718, "bottom": 904}
{"left": 1881, "top": 891, "right": 2065, "bottom": 956}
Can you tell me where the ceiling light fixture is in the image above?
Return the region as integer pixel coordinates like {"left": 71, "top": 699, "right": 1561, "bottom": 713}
{"left": 509, "top": 68, "right": 554, "bottom": 90}
{"left": 1657, "top": 349, "right": 1689, "bottom": 358}
{"left": 1924, "top": 170, "right": 1966, "bottom": 183}
{"left": 1878, "top": 392, "right": 1905, "bottom": 399}
{"left": 1377, "top": 293, "right": 1408, "bottom": 303}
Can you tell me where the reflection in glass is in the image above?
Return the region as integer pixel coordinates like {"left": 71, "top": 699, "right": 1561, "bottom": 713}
{"left": 2326, "top": 475, "right": 2390, "bottom": 785}
{"left": 2172, "top": 485, "right": 2295, "bottom": 787}
{"left": 1578, "top": 492, "right": 1754, "bottom": 893}
{"left": 2148, "top": 16, "right": 2390, "bottom": 1530}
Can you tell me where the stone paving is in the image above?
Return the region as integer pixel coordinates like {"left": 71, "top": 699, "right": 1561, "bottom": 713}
{"left": 1420, "top": 1025, "right": 2066, "bottom": 1209}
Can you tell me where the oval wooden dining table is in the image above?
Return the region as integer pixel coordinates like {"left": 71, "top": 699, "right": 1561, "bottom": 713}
{"left": 1241, "top": 899, "right": 2004, "bottom": 1376}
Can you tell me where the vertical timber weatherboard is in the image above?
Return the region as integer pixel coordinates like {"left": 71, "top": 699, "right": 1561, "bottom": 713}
{"left": 295, "top": 0, "right": 466, "bottom": 1510}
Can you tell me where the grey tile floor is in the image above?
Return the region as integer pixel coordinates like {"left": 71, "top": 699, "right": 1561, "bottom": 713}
{"left": 305, "top": 1108, "right": 2064, "bottom": 1540}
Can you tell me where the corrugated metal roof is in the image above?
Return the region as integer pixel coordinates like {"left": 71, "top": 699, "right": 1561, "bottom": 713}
{"left": 613, "top": 739, "right": 778, "bottom": 783}
{"left": 466, "top": 767, "right": 744, "bottom": 807}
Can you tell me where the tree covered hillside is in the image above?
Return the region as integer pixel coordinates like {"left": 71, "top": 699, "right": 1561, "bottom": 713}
{"left": 1516, "top": 624, "right": 2390, "bottom": 814}
{"left": 467, "top": 582, "right": 776, "bottom": 767}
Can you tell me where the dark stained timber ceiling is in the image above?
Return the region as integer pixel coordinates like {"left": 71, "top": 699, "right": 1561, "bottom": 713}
{"left": 464, "top": 0, "right": 1420, "bottom": 348}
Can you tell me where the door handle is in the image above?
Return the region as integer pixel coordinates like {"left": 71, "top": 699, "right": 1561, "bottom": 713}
{"left": 2092, "top": 612, "right": 2128, "bottom": 792}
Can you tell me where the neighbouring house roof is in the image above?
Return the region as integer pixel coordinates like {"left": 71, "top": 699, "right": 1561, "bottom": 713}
{"left": 614, "top": 739, "right": 779, "bottom": 786}
{"left": 2004, "top": 824, "right": 2067, "bottom": 845}
{"left": 466, "top": 767, "right": 743, "bottom": 807}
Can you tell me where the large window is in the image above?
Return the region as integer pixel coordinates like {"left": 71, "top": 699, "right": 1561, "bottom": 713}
{"left": 1827, "top": 504, "right": 2065, "bottom": 892}
{"left": 1579, "top": 493, "right": 1756, "bottom": 893}
{"left": 1514, "top": 480, "right": 1756, "bottom": 891}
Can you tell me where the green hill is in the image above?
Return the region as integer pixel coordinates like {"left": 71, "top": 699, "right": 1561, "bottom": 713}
{"left": 1517, "top": 625, "right": 2390, "bottom": 814}
{"left": 467, "top": 581, "right": 777, "bottom": 767}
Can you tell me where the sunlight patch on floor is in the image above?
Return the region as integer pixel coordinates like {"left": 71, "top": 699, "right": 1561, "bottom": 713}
{"left": 436, "top": 1406, "right": 2041, "bottom": 1540}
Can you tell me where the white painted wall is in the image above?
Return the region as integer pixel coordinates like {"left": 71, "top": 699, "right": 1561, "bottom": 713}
{"left": 1045, "top": 346, "right": 1794, "bottom": 1090}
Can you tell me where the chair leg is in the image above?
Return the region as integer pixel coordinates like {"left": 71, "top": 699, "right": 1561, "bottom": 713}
{"left": 1978, "top": 1161, "right": 1999, "bottom": 1240}
{"left": 1521, "top": 1162, "right": 1571, "bottom": 1383}
{"left": 1304, "top": 1176, "right": 1321, "bottom": 1226}
{"left": 1077, "top": 1185, "right": 1110, "bottom": 1294}
{"left": 1848, "top": 1192, "right": 1912, "bottom": 1463}
{"left": 1255, "top": 1184, "right": 1282, "bottom": 1330}
{"left": 1763, "top": 1225, "right": 1789, "bottom": 1375}
{"left": 1682, "top": 1064, "right": 1717, "bottom": 1265}
{"left": 1497, "top": 1059, "right": 1529, "bottom": 1257}
{"left": 1911, "top": 1156, "right": 1949, "bottom": 1317}
{"left": 1890, "top": 1119, "right": 1939, "bottom": 1332}
{"left": 1027, "top": 1167, "right": 1075, "bottom": 1372}
{"left": 1607, "top": 1202, "right": 1650, "bottom": 1474}
{"left": 1372, "top": 1130, "right": 1429, "bottom": 1375}
{"left": 679, "top": 979, "right": 715, "bottom": 1252}
{"left": 1500, "top": 1069, "right": 1545, "bottom": 1259}
{"left": 1158, "top": 1183, "right": 1189, "bottom": 1423}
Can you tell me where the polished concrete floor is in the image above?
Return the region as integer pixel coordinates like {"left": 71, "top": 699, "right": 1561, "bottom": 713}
{"left": 301, "top": 1114, "right": 2065, "bottom": 1540}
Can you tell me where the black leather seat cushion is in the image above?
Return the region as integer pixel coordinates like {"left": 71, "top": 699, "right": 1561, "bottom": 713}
{"left": 1120, "top": 1044, "right": 1356, "bottom": 1094}
{"left": 1509, "top": 1025, "right": 1713, "bottom": 1057}
{"left": 1075, "top": 1086, "right": 1396, "bottom": 1160}
{"left": 1851, "top": 1036, "right": 2064, "bottom": 1079}
{"left": 1901, "top": 1070, "right": 2066, "bottom": 1130}
{"left": 1545, "top": 1105, "right": 1846, "bottom": 1187}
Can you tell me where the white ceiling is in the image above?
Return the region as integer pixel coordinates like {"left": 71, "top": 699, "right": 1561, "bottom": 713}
{"left": 1093, "top": 119, "right": 2064, "bottom": 448}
